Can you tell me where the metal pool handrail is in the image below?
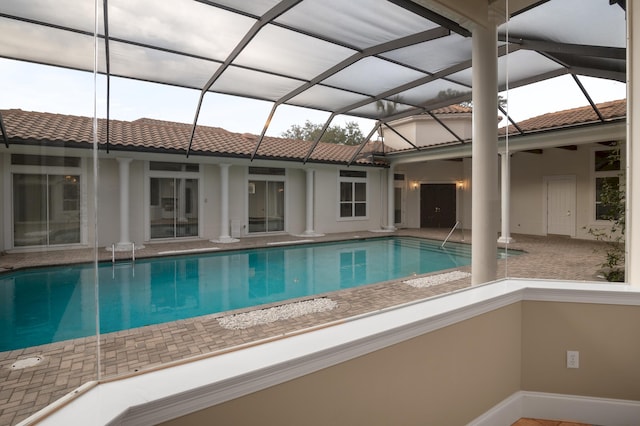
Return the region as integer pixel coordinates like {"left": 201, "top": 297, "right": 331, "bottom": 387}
{"left": 441, "top": 221, "right": 460, "bottom": 248}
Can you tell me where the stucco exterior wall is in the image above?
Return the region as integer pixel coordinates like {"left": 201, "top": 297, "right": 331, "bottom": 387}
{"left": 383, "top": 115, "right": 472, "bottom": 150}
{"left": 510, "top": 145, "right": 592, "bottom": 238}
{"left": 396, "top": 159, "right": 469, "bottom": 229}
{"left": 96, "top": 158, "right": 119, "bottom": 247}
{"left": 129, "top": 160, "right": 146, "bottom": 244}
{"left": 0, "top": 153, "right": 5, "bottom": 252}
{"left": 312, "top": 165, "right": 384, "bottom": 234}
{"left": 285, "top": 167, "right": 305, "bottom": 235}
{"left": 0, "top": 131, "right": 624, "bottom": 253}
{"left": 228, "top": 165, "right": 247, "bottom": 237}
{"left": 200, "top": 163, "right": 218, "bottom": 240}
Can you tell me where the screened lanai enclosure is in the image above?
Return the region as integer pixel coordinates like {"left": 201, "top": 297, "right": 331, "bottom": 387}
{"left": 0, "top": 0, "right": 625, "bottom": 151}
{"left": 0, "top": 0, "right": 627, "bottom": 280}
{"left": 1, "top": 0, "right": 639, "bottom": 424}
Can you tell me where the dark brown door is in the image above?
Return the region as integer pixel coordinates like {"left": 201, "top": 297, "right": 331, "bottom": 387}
{"left": 420, "top": 183, "right": 456, "bottom": 228}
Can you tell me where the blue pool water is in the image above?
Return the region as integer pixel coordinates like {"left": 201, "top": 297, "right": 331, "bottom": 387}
{"left": 0, "top": 237, "right": 491, "bottom": 352}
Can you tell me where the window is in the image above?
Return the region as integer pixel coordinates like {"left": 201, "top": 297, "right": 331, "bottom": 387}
{"left": 63, "top": 176, "right": 80, "bottom": 211}
{"left": 10, "top": 155, "right": 83, "bottom": 248}
{"left": 339, "top": 170, "right": 367, "bottom": 218}
{"left": 150, "top": 162, "right": 199, "bottom": 172}
{"left": 248, "top": 167, "right": 285, "bottom": 176}
{"left": 13, "top": 174, "right": 81, "bottom": 246}
{"left": 12, "top": 154, "right": 81, "bottom": 167}
{"left": 594, "top": 148, "right": 622, "bottom": 221}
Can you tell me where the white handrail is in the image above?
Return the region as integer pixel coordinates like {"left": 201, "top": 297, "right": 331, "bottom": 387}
{"left": 111, "top": 243, "right": 136, "bottom": 263}
{"left": 441, "top": 221, "right": 460, "bottom": 248}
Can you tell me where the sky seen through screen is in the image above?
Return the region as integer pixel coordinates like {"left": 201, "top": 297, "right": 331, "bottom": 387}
{"left": 0, "top": 58, "right": 627, "bottom": 139}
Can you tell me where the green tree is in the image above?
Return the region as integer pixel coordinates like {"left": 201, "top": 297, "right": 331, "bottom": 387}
{"left": 375, "top": 96, "right": 402, "bottom": 117}
{"left": 281, "top": 120, "right": 364, "bottom": 146}
{"left": 435, "top": 89, "right": 506, "bottom": 109}
{"left": 375, "top": 96, "right": 403, "bottom": 141}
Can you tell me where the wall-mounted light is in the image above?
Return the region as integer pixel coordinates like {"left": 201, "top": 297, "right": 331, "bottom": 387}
{"left": 411, "top": 181, "right": 419, "bottom": 190}
{"left": 457, "top": 180, "right": 464, "bottom": 189}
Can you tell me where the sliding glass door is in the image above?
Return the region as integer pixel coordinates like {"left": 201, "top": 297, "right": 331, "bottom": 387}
{"left": 248, "top": 180, "right": 285, "bottom": 233}
{"left": 13, "top": 174, "right": 81, "bottom": 246}
{"left": 150, "top": 177, "right": 199, "bottom": 239}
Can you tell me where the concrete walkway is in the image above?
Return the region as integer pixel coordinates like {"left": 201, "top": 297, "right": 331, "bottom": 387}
{"left": 0, "top": 230, "right": 614, "bottom": 425}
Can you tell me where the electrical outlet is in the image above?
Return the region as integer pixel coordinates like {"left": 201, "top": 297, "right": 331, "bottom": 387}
{"left": 567, "top": 350, "right": 579, "bottom": 368}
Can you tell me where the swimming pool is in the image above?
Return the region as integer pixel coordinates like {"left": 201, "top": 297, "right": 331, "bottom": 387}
{"left": 0, "top": 237, "right": 483, "bottom": 352}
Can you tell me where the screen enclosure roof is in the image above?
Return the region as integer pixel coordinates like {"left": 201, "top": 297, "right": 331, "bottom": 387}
{"left": 0, "top": 0, "right": 626, "bottom": 154}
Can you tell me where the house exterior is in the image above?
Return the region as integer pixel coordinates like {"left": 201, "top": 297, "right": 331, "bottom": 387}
{"left": 3, "top": 1, "right": 639, "bottom": 424}
{"left": 0, "top": 109, "right": 389, "bottom": 253}
{"left": 388, "top": 99, "right": 626, "bottom": 240}
{"left": 0, "top": 99, "right": 626, "bottom": 253}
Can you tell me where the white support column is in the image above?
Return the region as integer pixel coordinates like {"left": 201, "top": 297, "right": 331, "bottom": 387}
{"left": 497, "top": 152, "right": 514, "bottom": 244}
{"left": 627, "top": 2, "right": 639, "bottom": 286}
{"left": 214, "top": 163, "right": 239, "bottom": 243}
{"left": 471, "top": 15, "right": 499, "bottom": 285}
{"left": 385, "top": 165, "right": 396, "bottom": 231}
{"left": 114, "top": 157, "right": 134, "bottom": 251}
{"left": 302, "top": 168, "right": 323, "bottom": 236}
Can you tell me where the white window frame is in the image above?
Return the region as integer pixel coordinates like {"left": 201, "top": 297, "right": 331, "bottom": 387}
{"left": 337, "top": 169, "right": 368, "bottom": 221}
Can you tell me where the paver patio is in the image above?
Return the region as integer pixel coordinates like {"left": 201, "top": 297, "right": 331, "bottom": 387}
{"left": 0, "top": 229, "right": 614, "bottom": 425}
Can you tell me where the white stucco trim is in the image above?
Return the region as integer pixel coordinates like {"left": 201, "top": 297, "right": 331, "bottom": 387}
{"left": 469, "top": 391, "right": 640, "bottom": 426}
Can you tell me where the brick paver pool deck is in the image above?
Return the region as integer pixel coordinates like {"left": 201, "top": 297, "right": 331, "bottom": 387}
{"left": 0, "top": 229, "right": 616, "bottom": 425}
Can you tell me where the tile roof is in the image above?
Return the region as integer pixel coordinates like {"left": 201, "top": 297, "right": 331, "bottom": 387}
{"left": 1, "top": 109, "right": 382, "bottom": 166}
{"left": 430, "top": 104, "right": 472, "bottom": 114}
{"left": 499, "top": 99, "right": 626, "bottom": 135}
{"left": 1, "top": 100, "right": 625, "bottom": 164}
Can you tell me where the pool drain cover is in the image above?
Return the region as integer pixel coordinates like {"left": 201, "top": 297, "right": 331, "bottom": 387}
{"left": 11, "top": 357, "right": 43, "bottom": 369}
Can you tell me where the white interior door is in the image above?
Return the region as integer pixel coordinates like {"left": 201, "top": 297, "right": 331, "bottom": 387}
{"left": 546, "top": 176, "right": 576, "bottom": 236}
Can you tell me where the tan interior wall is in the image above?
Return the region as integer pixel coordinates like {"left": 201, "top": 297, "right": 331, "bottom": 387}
{"left": 158, "top": 301, "right": 640, "bottom": 426}
{"left": 521, "top": 301, "right": 640, "bottom": 400}
{"left": 159, "top": 303, "right": 522, "bottom": 426}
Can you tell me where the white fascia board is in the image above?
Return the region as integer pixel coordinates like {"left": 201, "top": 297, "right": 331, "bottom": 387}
{"left": 387, "top": 121, "right": 625, "bottom": 165}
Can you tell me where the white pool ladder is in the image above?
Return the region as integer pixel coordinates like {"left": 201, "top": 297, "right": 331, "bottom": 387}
{"left": 441, "top": 221, "right": 460, "bottom": 248}
{"left": 111, "top": 243, "right": 136, "bottom": 264}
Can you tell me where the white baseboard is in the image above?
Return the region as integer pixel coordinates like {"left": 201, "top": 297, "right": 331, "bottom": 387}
{"left": 468, "top": 391, "right": 640, "bottom": 426}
